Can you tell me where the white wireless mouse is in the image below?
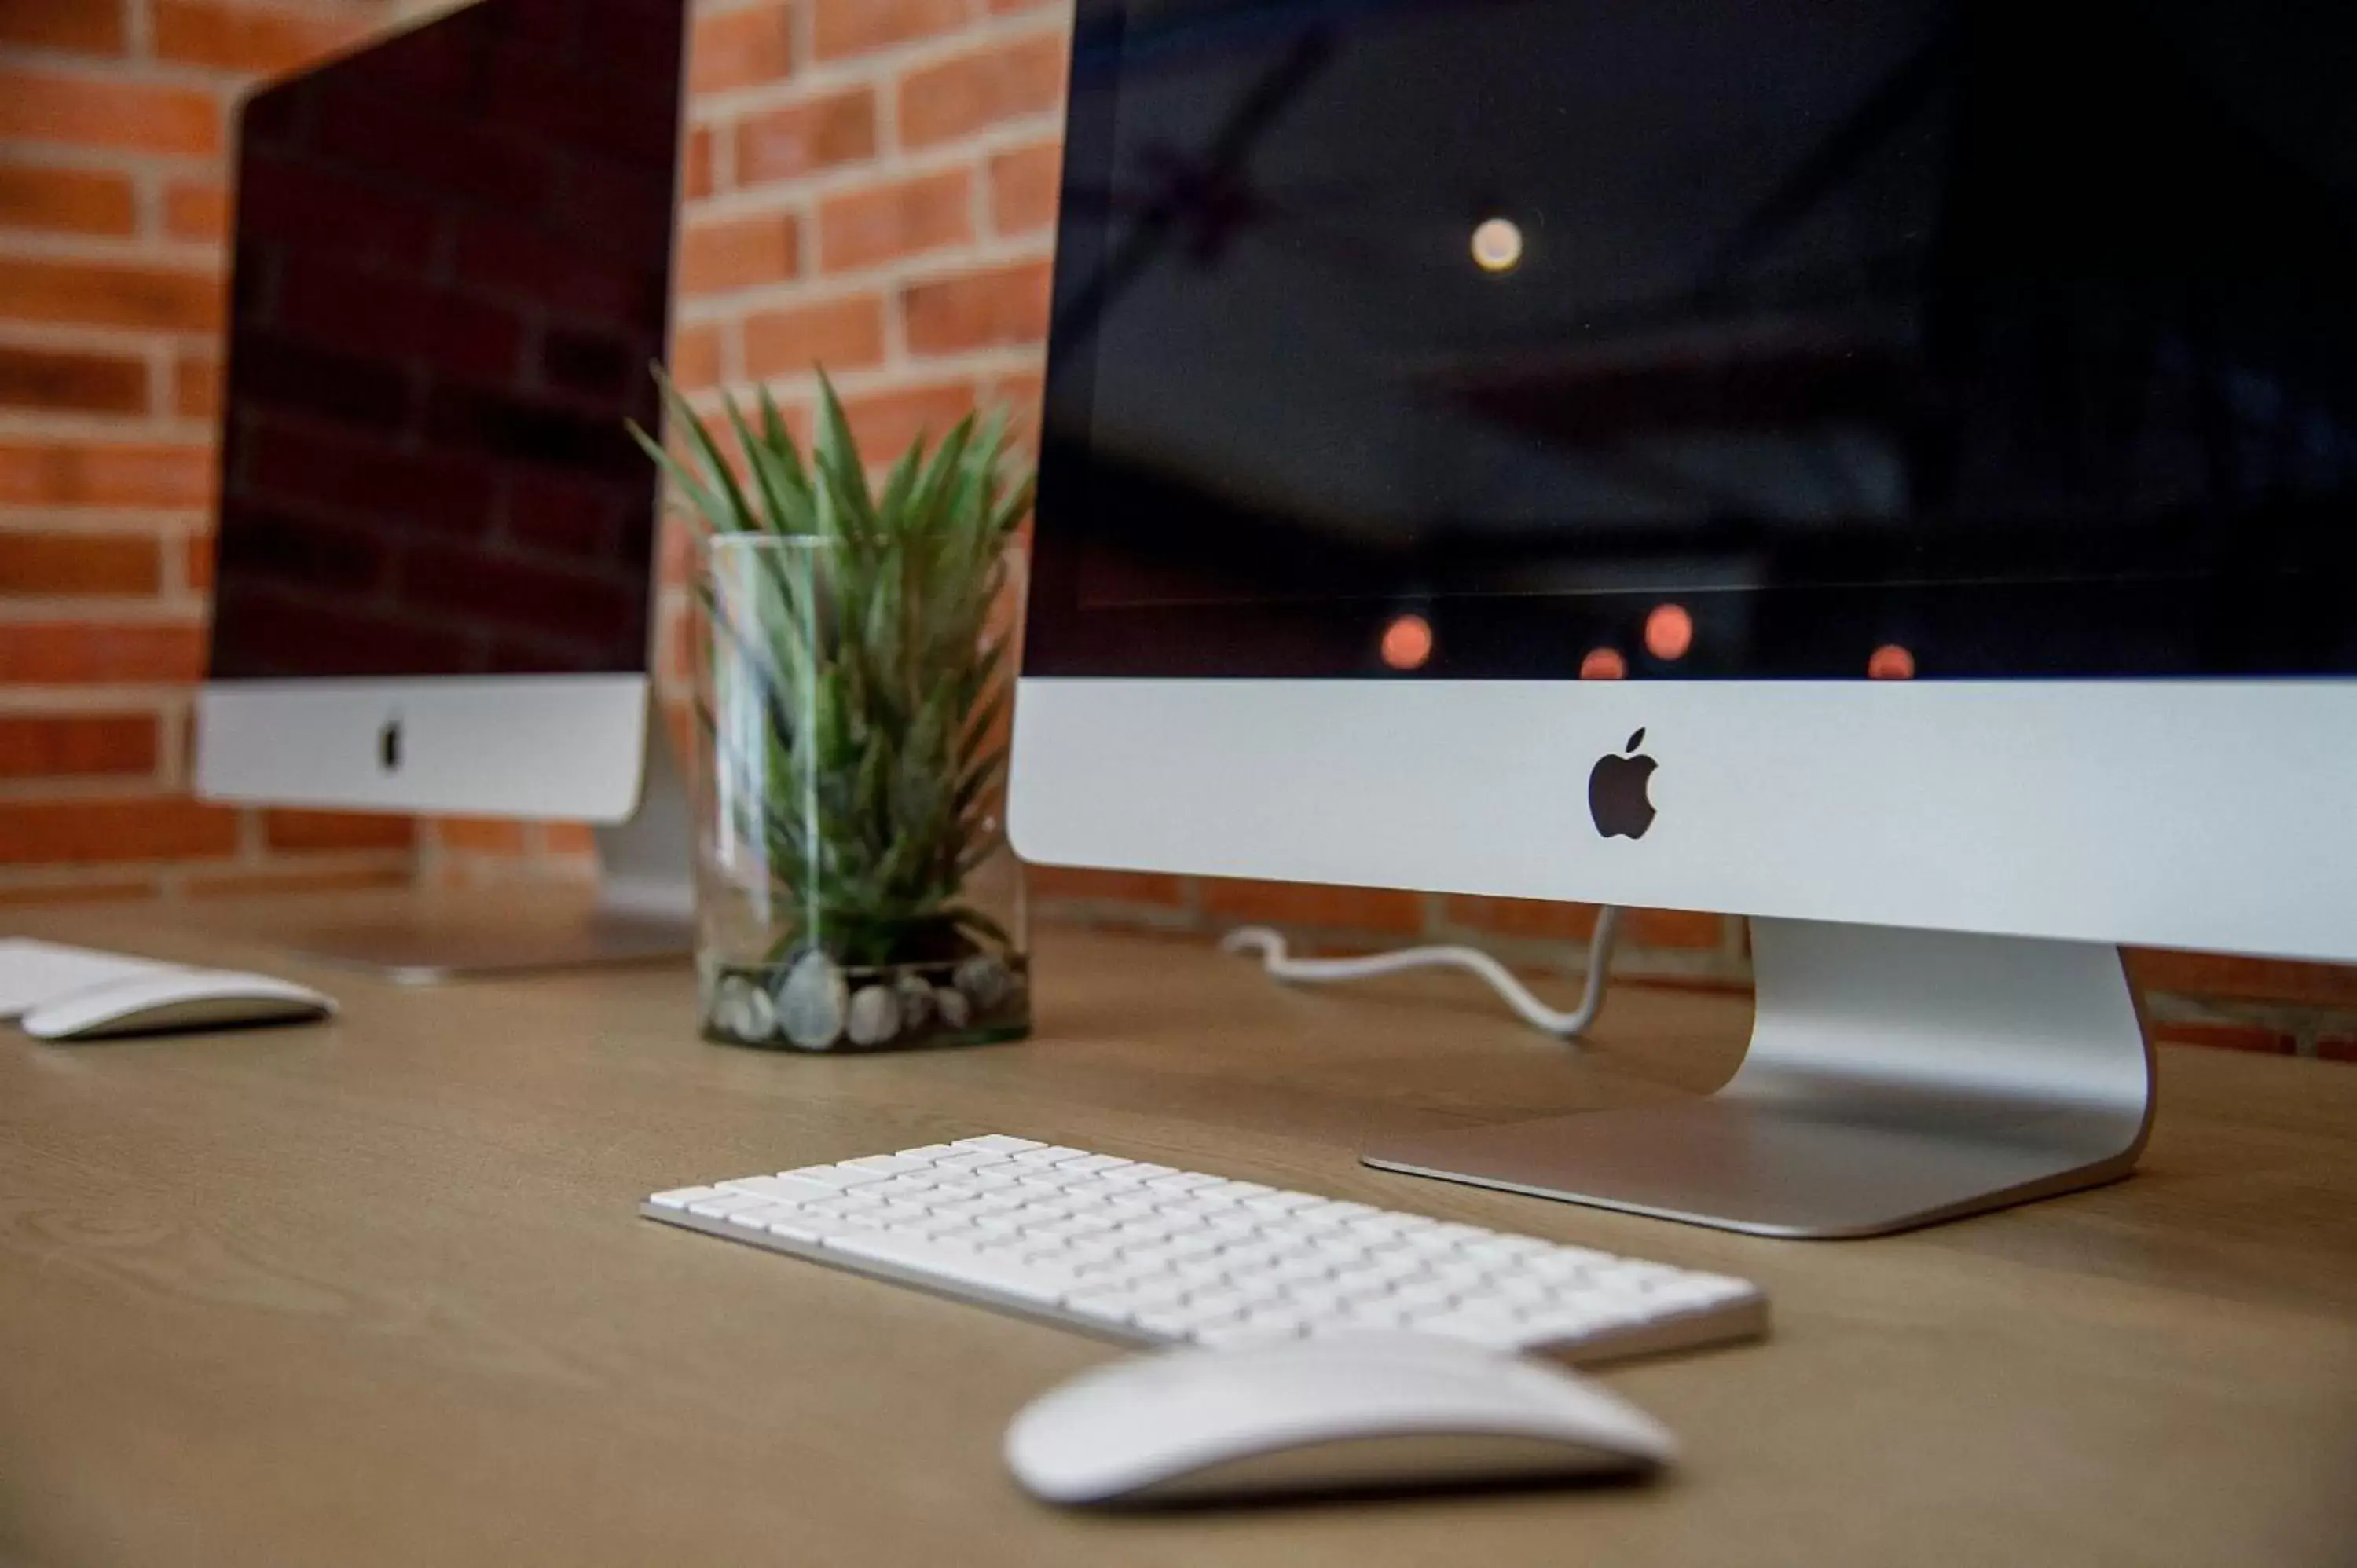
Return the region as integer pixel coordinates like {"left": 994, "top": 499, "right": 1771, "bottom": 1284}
{"left": 1005, "top": 1332, "right": 1677, "bottom": 1507}
{"left": 20, "top": 969, "right": 335, "bottom": 1042}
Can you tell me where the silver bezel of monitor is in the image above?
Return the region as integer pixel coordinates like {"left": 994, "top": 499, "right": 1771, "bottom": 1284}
{"left": 198, "top": 673, "right": 651, "bottom": 824}
{"left": 1010, "top": 675, "right": 2357, "bottom": 965}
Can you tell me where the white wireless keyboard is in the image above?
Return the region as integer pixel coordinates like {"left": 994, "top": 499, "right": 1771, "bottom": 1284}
{"left": 642, "top": 1135, "right": 1768, "bottom": 1362}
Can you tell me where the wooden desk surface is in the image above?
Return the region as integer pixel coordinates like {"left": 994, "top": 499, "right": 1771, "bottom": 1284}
{"left": 2, "top": 896, "right": 2353, "bottom": 1567}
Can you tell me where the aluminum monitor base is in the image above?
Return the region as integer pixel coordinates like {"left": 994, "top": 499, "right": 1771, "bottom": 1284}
{"left": 288, "top": 907, "right": 692, "bottom": 987}
{"left": 275, "top": 724, "right": 695, "bottom": 986}
{"left": 1362, "top": 919, "right": 2157, "bottom": 1239}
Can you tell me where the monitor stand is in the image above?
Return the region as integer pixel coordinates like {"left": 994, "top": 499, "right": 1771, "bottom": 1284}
{"left": 1361, "top": 918, "right": 2156, "bottom": 1238}
{"left": 273, "top": 723, "right": 696, "bottom": 986}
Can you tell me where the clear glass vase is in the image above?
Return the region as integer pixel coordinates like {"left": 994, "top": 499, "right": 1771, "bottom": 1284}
{"left": 692, "top": 533, "right": 1030, "bottom": 1051}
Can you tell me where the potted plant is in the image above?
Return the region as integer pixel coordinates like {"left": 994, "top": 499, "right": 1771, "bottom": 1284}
{"left": 632, "top": 370, "right": 1032, "bottom": 1050}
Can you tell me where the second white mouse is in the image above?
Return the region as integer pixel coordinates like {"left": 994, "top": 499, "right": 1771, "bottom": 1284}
{"left": 1005, "top": 1331, "right": 1677, "bottom": 1507}
{"left": 20, "top": 969, "right": 335, "bottom": 1042}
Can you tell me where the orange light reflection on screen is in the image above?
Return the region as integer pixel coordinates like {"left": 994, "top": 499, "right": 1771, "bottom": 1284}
{"left": 1868, "top": 644, "right": 1918, "bottom": 680}
{"left": 1644, "top": 603, "right": 1693, "bottom": 661}
{"left": 1380, "top": 614, "right": 1433, "bottom": 670}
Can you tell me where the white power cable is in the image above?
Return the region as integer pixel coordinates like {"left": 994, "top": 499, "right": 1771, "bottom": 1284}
{"left": 1219, "top": 905, "right": 1625, "bottom": 1042}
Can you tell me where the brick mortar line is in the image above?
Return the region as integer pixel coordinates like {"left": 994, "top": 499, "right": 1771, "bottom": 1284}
{"left": 0, "top": 509, "right": 212, "bottom": 530}
{"left": 0, "top": 773, "right": 175, "bottom": 803}
{"left": 684, "top": 110, "right": 1065, "bottom": 222}
{"left": 142, "top": 337, "right": 177, "bottom": 426}
{"left": 0, "top": 47, "right": 285, "bottom": 101}
{"left": 877, "top": 343, "right": 1052, "bottom": 387}
{"left": 0, "top": 601, "right": 206, "bottom": 624}
{"left": 684, "top": 336, "right": 1044, "bottom": 383}
{"left": 0, "top": 511, "right": 208, "bottom": 534}
{"left": 675, "top": 233, "right": 1058, "bottom": 322}
{"left": 0, "top": 686, "right": 205, "bottom": 711}
{"left": 156, "top": 699, "right": 189, "bottom": 789}
{"left": 124, "top": 0, "right": 157, "bottom": 60}
{"left": 0, "top": 226, "right": 228, "bottom": 268}
{"left": 678, "top": 345, "right": 1046, "bottom": 394}
{"left": 688, "top": 15, "right": 1072, "bottom": 125}
{"left": 0, "top": 412, "right": 222, "bottom": 444}
{"left": 0, "top": 321, "right": 220, "bottom": 356}
{"left": 0, "top": 146, "right": 225, "bottom": 185}
{"left": 679, "top": 349, "right": 1043, "bottom": 420}
{"left": 0, "top": 864, "right": 166, "bottom": 885}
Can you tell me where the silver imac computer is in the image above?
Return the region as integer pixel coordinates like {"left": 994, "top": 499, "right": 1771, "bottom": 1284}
{"left": 1010, "top": 0, "right": 2357, "bottom": 1235}
{"left": 194, "top": 0, "right": 695, "bottom": 978}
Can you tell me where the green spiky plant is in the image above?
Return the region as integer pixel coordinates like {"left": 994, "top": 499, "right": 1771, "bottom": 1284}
{"left": 630, "top": 367, "right": 1031, "bottom": 973}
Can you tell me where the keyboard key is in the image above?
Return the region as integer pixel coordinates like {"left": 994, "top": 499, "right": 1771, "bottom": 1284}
{"left": 1265, "top": 1256, "right": 1337, "bottom": 1286}
{"left": 1387, "top": 1280, "right": 1457, "bottom": 1313}
{"left": 1137, "top": 1300, "right": 1247, "bottom": 1336}
{"left": 1283, "top": 1280, "right": 1354, "bottom": 1313}
{"left": 953, "top": 1135, "right": 1045, "bottom": 1155}
{"left": 1426, "top": 1258, "right": 1494, "bottom": 1289}
{"left": 1298, "top": 1200, "right": 1376, "bottom": 1223}
{"left": 686, "top": 1192, "right": 782, "bottom": 1219}
{"left": 762, "top": 1210, "right": 886, "bottom": 1244}
{"left": 823, "top": 1232, "right": 1075, "bottom": 1305}
{"left": 1464, "top": 1235, "right": 1552, "bottom": 1264}
{"left": 1215, "top": 1240, "right": 1292, "bottom": 1270}
{"left": 893, "top": 1145, "right": 957, "bottom": 1161}
{"left": 647, "top": 1185, "right": 724, "bottom": 1210}
{"left": 1364, "top": 1252, "right": 1430, "bottom": 1282}
{"left": 783, "top": 1164, "right": 882, "bottom": 1189}
{"left": 722, "top": 1203, "right": 802, "bottom": 1231}
{"left": 1055, "top": 1155, "right": 1132, "bottom": 1175}
{"left": 842, "top": 1155, "right": 929, "bottom": 1178}
{"left": 1424, "top": 1222, "right": 1492, "bottom": 1245}
{"left": 933, "top": 1151, "right": 1016, "bottom": 1172}
{"left": 1526, "top": 1251, "right": 1607, "bottom": 1282}
{"left": 1240, "top": 1190, "right": 1321, "bottom": 1214}
{"left": 1012, "top": 1146, "right": 1087, "bottom": 1166}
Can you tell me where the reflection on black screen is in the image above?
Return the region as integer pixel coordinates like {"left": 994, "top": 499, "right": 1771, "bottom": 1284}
{"left": 1035, "top": 0, "right": 2357, "bottom": 677}
{"left": 208, "top": 0, "right": 684, "bottom": 680}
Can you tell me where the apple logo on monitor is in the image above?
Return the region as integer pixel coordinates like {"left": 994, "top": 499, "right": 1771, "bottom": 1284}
{"left": 379, "top": 716, "right": 402, "bottom": 774}
{"left": 1589, "top": 729, "right": 1657, "bottom": 839}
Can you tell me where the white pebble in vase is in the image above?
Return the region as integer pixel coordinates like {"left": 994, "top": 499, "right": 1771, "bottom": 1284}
{"left": 712, "top": 974, "right": 757, "bottom": 1039}
{"left": 934, "top": 987, "right": 972, "bottom": 1031}
{"left": 739, "top": 982, "right": 778, "bottom": 1042}
{"left": 775, "top": 951, "right": 849, "bottom": 1050}
{"left": 845, "top": 984, "right": 901, "bottom": 1047}
{"left": 953, "top": 954, "right": 1011, "bottom": 1013}
{"left": 894, "top": 973, "right": 936, "bottom": 1032}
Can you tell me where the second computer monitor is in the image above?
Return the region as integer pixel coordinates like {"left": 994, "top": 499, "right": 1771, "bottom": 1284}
{"left": 196, "top": 0, "right": 689, "bottom": 825}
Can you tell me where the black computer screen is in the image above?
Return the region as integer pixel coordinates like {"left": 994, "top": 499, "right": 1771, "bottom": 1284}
{"left": 1028, "top": 0, "right": 2357, "bottom": 678}
{"left": 207, "top": 0, "right": 684, "bottom": 680}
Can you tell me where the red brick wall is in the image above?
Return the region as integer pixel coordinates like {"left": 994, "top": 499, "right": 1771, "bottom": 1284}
{"left": 5, "top": 0, "right": 2355, "bottom": 1056}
